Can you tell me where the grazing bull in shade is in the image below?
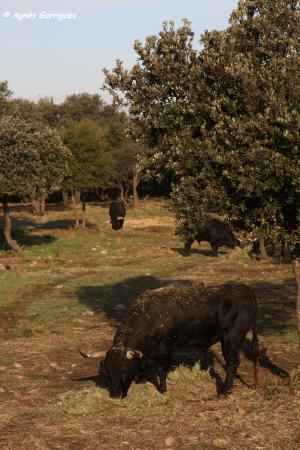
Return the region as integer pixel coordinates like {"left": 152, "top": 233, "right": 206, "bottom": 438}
{"left": 109, "top": 199, "right": 126, "bottom": 230}
{"left": 80, "top": 282, "right": 258, "bottom": 399}
{"left": 184, "top": 218, "right": 240, "bottom": 256}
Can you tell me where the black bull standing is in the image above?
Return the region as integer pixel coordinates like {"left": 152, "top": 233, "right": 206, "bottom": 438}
{"left": 80, "top": 283, "right": 258, "bottom": 398}
{"left": 184, "top": 218, "right": 240, "bottom": 256}
{"left": 109, "top": 199, "right": 126, "bottom": 230}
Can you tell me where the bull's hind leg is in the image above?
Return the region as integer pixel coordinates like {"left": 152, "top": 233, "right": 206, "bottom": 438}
{"left": 211, "top": 243, "right": 219, "bottom": 257}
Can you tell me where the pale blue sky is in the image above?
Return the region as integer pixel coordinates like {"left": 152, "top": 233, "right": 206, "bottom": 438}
{"left": 0, "top": 0, "right": 238, "bottom": 103}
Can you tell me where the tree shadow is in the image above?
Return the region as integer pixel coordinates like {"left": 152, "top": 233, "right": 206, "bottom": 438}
{"left": 249, "top": 278, "right": 296, "bottom": 335}
{"left": 0, "top": 213, "right": 100, "bottom": 250}
{"left": 0, "top": 229, "right": 56, "bottom": 249}
{"left": 76, "top": 276, "right": 194, "bottom": 321}
{"left": 8, "top": 203, "right": 73, "bottom": 214}
{"left": 171, "top": 246, "right": 227, "bottom": 257}
{"left": 10, "top": 216, "right": 98, "bottom": 232}
{"left": 36, "top": 219, "right": 99, "bottom": 231}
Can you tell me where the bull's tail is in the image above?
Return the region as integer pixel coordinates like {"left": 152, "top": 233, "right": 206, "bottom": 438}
{"left": 252, "top": 314, "right": 259, "bottom": 387}
{"left": 79, "top": 349, "right": 106, "bottom": 359}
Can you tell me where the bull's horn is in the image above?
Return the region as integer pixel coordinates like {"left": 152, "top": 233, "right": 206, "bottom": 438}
{"left": 126, "top": 349, "right": 143, "bottom": 360}
{"left": 79, "top": 349, "right": 106, "bottom": 358}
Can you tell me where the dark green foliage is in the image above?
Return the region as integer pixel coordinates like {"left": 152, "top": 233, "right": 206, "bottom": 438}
{"left": 61, "top": 93, "right": 105, "bottom": 123}
{"left": 103, "top": 20, "right": 201, "bottom": 186}
{"left": 0, "top": 81, "right": 12, "bottom": 117}
{"left": 61, "top": 118, "right": 115, "bottom": 192}
{"left": 104, "top": 1, "right": 300, "bottom": 246}
{"left": 0, "top": 115, "right": 70, "bottom": 197}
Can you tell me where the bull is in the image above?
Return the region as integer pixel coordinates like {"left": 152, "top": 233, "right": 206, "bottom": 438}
{"left": 184, "top": 218, "right": 240, "bottom": 256}
{"left": 109, "top": 199, "right": 126, "bottom": 230}
{"left": 80, "top": 282, "right": 258, "bottom": 399}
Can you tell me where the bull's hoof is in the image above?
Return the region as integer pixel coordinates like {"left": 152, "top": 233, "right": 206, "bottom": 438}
{"left": 219, "top": 386, "right": 231, "bottom": 397}
{"left": 157, "top": 385, "right": 167, "bottom": 394}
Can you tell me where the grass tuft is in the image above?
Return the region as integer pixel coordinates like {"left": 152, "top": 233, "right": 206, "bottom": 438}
{"left": 55, "top": 383, "right": 171, "bottom": 418}
{"left": 168, "top": 362, "right": 212, "bottom": 384}
{"left": 290, "top": 367, "right": 300, "bottom": 394}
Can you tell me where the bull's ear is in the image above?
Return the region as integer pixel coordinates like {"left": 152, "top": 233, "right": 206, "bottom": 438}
{"left": 126, "top": 349, "right": 143, "bottom": 360}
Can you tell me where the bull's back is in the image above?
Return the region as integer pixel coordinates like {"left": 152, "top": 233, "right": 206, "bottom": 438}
{"left": 119, "top": 283, "right": 256, "bottom": 350}
{"left": 206, "top": 219, "right": 237, "bottom": 246}
{"left": 109, "top": 200, "right": 126, "bottom": 219}
{"left": 120, "top": 284, "right": 220, "bottom": 349}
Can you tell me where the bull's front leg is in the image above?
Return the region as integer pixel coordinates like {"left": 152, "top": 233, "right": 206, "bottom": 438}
{"left": 184, "top": 239, "right": 194, "bottom": 254}
{"left": 157, "top": 344, "right": 172, "bottom": 394}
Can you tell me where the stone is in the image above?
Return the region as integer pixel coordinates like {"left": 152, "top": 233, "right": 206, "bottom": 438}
{"left": 165, "top": 437, "right": 175, "bottom": 447}
{"left": 212, "top": 438, "right": 230, "bottom": 448}
{"left": 13, "top": 363, "right": 22, "bottom": 369}
{"left": 237, "top": 407, "right": 246, "bottom": 417}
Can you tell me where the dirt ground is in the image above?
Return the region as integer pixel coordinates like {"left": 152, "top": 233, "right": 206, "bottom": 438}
{"left": 0, "top": 201, "right": 299, "bottom": 449}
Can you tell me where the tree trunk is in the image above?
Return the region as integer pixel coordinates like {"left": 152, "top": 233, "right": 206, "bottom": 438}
{"left": 82, "top": 192, "right": 86, "bottom": 228}
{"left": 71, "top": 191, "right": 79, "bottom": 227}
{"left": 40, "top": 194, "right": 46, "bottom": 216}
{"left": 31, "top": 196, "right": 40, "bottom": 215}
{"left": 62, "top": 190, "right": 69, "bottom": 205}
{"left": 133, "top": 168, "right": 140, "bottom": 207}
{"left": 75, "top": 190, "right": 81, "bottom": 205}
{"left": 120, "top": 184, "right": 125, "bottom": 203}
{"left": 259, "top": 238, "right": 268, "bottom": 259}
{"left": 292, "top": 258, "right": 300, "bottom": 340}
{"left": 2, "top": 199, "right": 21, "bottom": 253}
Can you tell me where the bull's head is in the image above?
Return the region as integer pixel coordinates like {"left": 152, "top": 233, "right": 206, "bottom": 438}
{"left": 111, "top": 217, "right": 124, "bottom": 230}
{"left": 79, "top": 346, "right": 143, "bottom": 398}
{"left": 102, "top": 347, "right": 143, "bottom": 398}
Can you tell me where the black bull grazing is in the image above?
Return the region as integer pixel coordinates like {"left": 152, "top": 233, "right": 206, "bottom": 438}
{"left": 80, "top": 283, "right": 258, "bottom": 399}
{"left": 184, "top": 218, "right": 240, "bottom": 256}
{"left": 109, "top": 200, "right": 126, "bottom": 230}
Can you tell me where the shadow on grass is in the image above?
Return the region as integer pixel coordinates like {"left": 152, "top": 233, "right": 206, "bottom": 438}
{"left": 0, "top": 214, "right": 100, "bottom": 249}
{"left": 76, "top": 276, "right": 185, "bottom": 321}
{"left": 0, "top": 229, "right": 56, "bottom": 249}
{"left": 249, "top": 278, "right": 296, "bottom": 335}
{"left": 9, "top": 216, "right": 98, "bottom": 232}
{"left": 37, "top": 219, "right": 99, "bottom": 231}
{"left": 171, "top": 246, "right": 228, "bottom": 257}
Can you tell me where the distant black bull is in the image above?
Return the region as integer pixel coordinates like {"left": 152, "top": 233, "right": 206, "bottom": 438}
{"left": 184, "top": 218, "right": 240, "bottom": 256}
{"left": 109, "top": 199, "right": 126, "bottom": 230}
{"left": 80, "top": 282, "right": 258, "bottom": 399}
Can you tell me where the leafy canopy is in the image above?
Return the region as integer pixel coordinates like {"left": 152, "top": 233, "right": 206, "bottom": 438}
{"left": 61, "top": 118, "right": 115, "bottom": 192}
{"left": 0, "top": 115, "right": 70, "bottom": 197}
{"left": 104, "top": 1, "right": 300, "bottom": 244}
